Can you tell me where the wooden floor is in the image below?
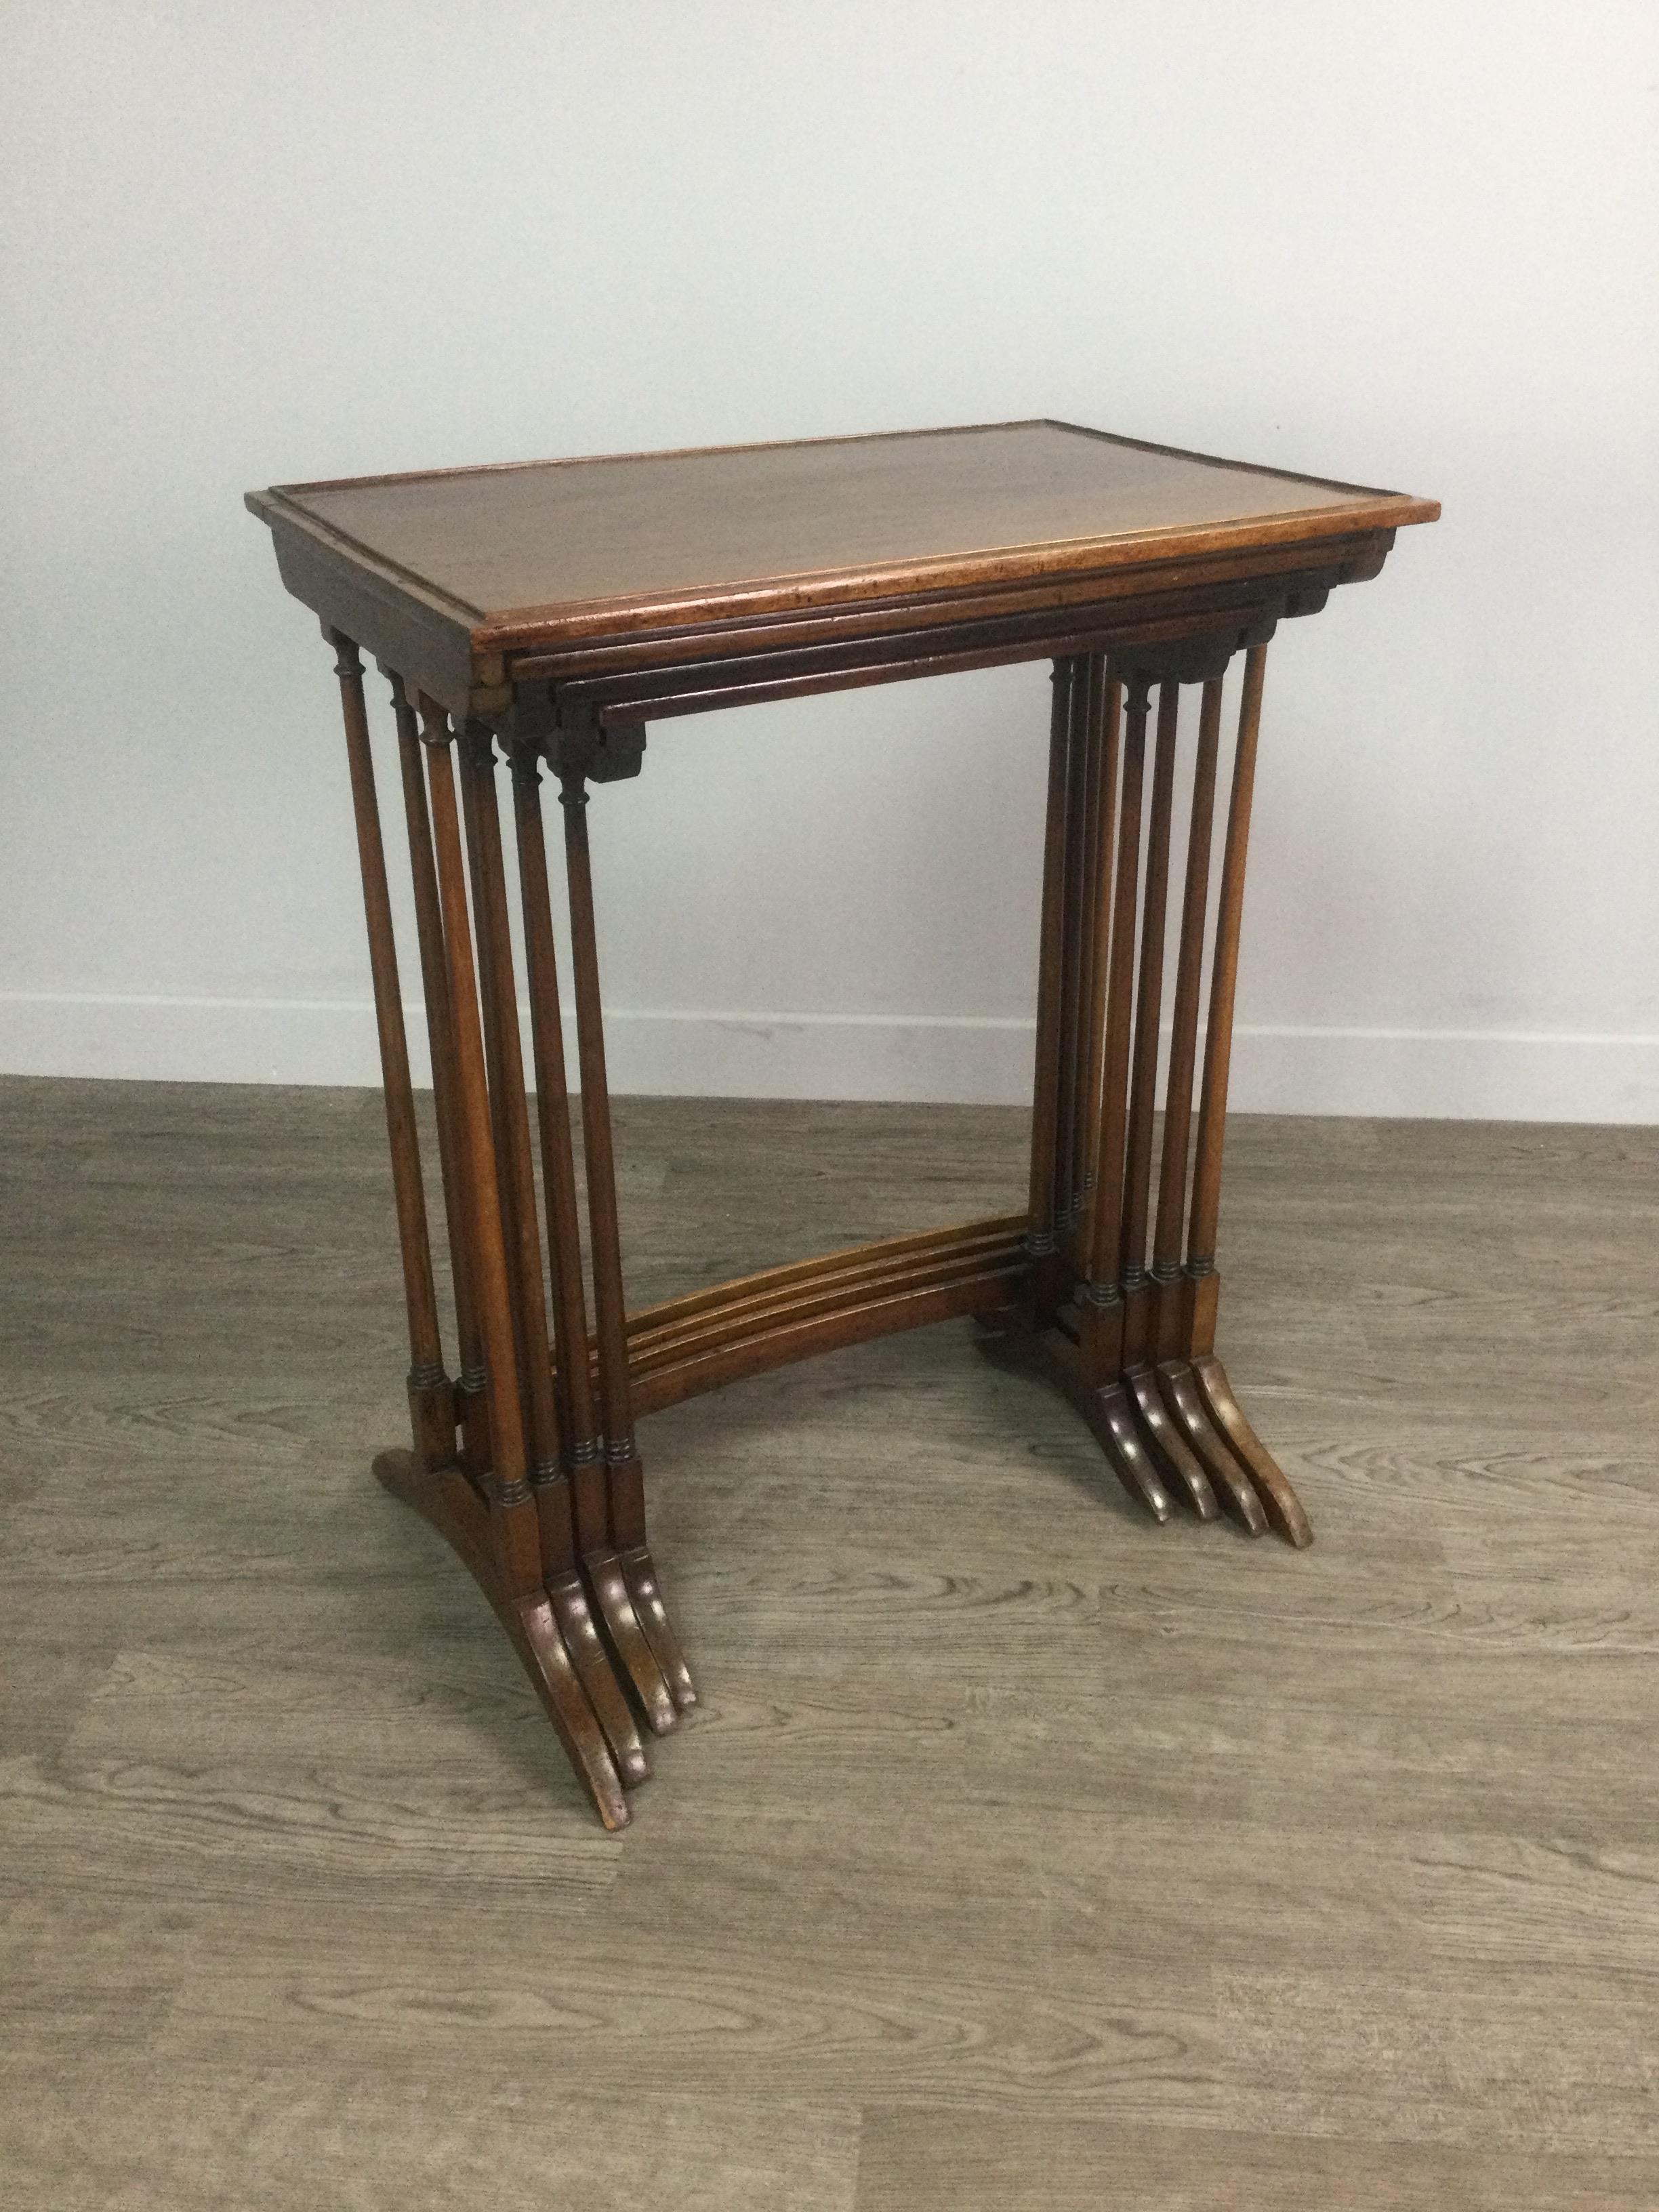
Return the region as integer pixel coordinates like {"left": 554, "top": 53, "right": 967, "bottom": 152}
{"left": 2, "top": 1078, "right": 1657, "bottom": 2210}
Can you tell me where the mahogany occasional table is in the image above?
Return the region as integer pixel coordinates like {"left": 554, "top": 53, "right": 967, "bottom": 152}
{"left": 247, "top": 421, "right": 1437, "bottom": 1828}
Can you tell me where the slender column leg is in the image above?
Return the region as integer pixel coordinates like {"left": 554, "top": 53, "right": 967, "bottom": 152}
{"left": 512, "top": 749, "right": 680, "bottom": 1737}
{"left": 1066, "top": 672, "right": 1175, "bottom": 1519}
{"left": 1080, "top": 672, "right": 1145, "bottom": 1349}
{"left": 1181, "top": 649, "right": 1313, "bottom": 1547}
{"left": 1065, "top": 657, "right": 1108, "bottom": 1263}
{"left": 459, "top": 732, "right": 651, "bottom": 1784}
{"left": 329, "top": 634, "right": 453, "bottom": 1473}
{"left": 1148, "top": 678, "right": 1269, "bottom": 1533}
{"left": 459, "top": 731, "right": 538, "bottom": 1437}
{"left": 1118, "top": 684, "right": 1218, "bottom": 1519}
{"left": 386, "top": 674, "right": 489, "bottom": 1477}
{"left": 984, "top": 670, "right": 1174, "bottom": 1519}
{"left": 558, "top": 766, "right": 697, "bottom": 1711}
{"left": 411, "top": 697, "right": 628, "bottom": 1825}
{"left": 1053, "top": 658, "right": 1093, "bottom": 1258}
{"left": 1025, "top": 659, "right": 1078, "bottom": 1318}
{"left": 1072, "top": 661, "right": 1122, "bottom": 1273}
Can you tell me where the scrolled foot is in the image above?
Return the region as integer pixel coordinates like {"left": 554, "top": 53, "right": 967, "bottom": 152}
{"left": 1189, "top": 1355, "right": 1313, "bottom": 1548}
{"left": 547, "top": 1568, "right": 651, "bottom": 1787}
{"left": 621, "top": 1543, "right": 697, "bottom": 1711}
{"left": 504, "top": 1591, "right": 632, "bottom": 1830}
{"left": 1087, "top": 1380, "right": 1176, "bottom": 1523}
{"left": 1154, "top": 1359, "right": 1269, "bottom": 1536}
{"left": 1124, "top": 1366, "right": 1219, "bottom": 1521}
{"left": 583, "top": 1547, "right": 680, "bottom": 1736}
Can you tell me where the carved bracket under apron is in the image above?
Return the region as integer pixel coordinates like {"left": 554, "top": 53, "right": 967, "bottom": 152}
{"left": 1110, "top": 610, "right": 1284, "bottom": 685}
{"left": 489, "top": 681, "right": 649, "bottom": 784}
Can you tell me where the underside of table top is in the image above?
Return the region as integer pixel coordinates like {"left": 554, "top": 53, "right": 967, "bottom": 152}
{"left": 247, "top": 419, "right": 1437, "bottom": 724}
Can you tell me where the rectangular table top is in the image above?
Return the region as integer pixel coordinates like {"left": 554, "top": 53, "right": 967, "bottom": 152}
{"left": 249, "top": 419, "right": 1435, "bottom": 647}
{"left": 248, "top": 421, "right": 1437, "bottom": 722}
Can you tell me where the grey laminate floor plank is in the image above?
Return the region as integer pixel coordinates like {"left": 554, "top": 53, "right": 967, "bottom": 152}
{"left": 0, "top": 2058, "right": 860, "bottom": 2212}
{"left": 857, "top": 2112, "right": 1659, "bottom": 2210}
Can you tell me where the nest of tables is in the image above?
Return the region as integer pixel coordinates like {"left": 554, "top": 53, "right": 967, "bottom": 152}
{"left": 247, "top": 421, "right": 1437, "bottom": 1825}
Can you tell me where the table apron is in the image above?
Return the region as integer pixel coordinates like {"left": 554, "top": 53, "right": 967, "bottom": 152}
{"left": 525, "top": 579, "right": 1351, "bottom": 730}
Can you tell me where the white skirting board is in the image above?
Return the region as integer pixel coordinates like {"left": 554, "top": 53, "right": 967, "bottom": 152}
{"left": 2, "top": 994, "right": 1657, "bottom": 1124}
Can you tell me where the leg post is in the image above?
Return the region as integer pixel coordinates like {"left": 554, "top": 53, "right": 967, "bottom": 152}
{"left": 1146, "top": 677, "right": 1269, "bottom": 1533}
{"left": 386, "top": 672, "right": 489, "bottom": 1477}
{"left": 1073, "top": 670, "right": 1175, "bottom": 1519}
{"left": 981, "top": 663, "right": 1174, "bottom": 1521}
{"left": 558, "top": 760, "right": 697, "bottom": 1711}
{"left": 1071, "top": 660, "right": 1121, "bottom": 1277}
{"left": 1054, "top": 657, "right": 1093, "bottom": 1258}
{"left": 510, "top": 746, "right": 678, "bottom": 1737}
{"left": 1180, "top": 649, "right": 1313, "bottom": 1547}
{"left": 459, "top": 730, "right": 651, "bottom": 1784}
{"left": 1024, "top": 658, "right": 1078, "bottom": 1319}
{"left": 329, "top": 634, "right": 453, "bottom": 1474}
{"left": 1117, "top": 682, "right": 1218, "bottom": 1519}
{"left": 413, "top": 695, "right": 630, "bottom": 1824}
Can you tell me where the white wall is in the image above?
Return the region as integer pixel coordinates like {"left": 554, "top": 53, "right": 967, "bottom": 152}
{"left": 3, "top": 0, "right": 1655, "bottom": 1119}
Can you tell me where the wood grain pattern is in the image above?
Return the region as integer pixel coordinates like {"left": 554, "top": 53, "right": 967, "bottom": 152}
{"left": 4, "top": 1080, "right": 1656, "bottom": 2208}
{"left": 252, "top": 420, "right": 1437, "bottom": 646}
{"left": 247, "top": 420, "right": 1436, "bottom": 716}
{"left": 859, "top": 2114, "right": 1659, "bottom": 2211}
{"left": 0, "top": 2064, "right": 861, "bottom": 2212}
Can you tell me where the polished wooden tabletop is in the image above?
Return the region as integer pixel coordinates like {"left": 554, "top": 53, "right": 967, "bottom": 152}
{"left": 247, "top": 419, "right": 1437, "bottom": 655}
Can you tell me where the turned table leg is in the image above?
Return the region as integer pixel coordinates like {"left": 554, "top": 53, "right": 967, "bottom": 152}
{"left": 458, "top": 730, "right": 651, "bottom": 1783}
{"left": 511, "top": 745, "right": 679, "bottom": 1738}
{"left": 329, "top": 634, "right": 453, "bottom": 1476}
{"left": 386, "top": 672, "right": 490, "bottom": 1477}
{"left": 1067, "top": 655, "right": 1114, "bottom": 1279}
{"left": 1178, "top": 649, "right": 1313, "bottom": 1547}
{"left": 1025, "top": 657, "right": 1079, "bottom": 1320}
{"left": 984, "top": 660, "right": 1174, "bottom": 1517}
{"left": 1054, "top": 653, "right": 1094, "bottom": 1257}
{"left": 558, "top": 765, "right": 697, "bottom": 1711}
{"left": 981, "top": 644, "right": 1313, "bottom": 1544}
{"left": 1071, "top": 669, "right": 1176, "bottom": 1517}
{"left": 1117, "top": 682, "right": 1218, "bottom": 1519}
{"left": 1148, "top": 677, "right": 1271, "bottom": 1534}
{"left": 394, "top": 690, "right": 628, "bottom": 1824}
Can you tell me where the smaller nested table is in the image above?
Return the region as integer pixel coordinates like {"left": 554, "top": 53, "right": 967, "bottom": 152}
{"left": 247, "top": 421, "right": 1437, "bottom": 1826}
